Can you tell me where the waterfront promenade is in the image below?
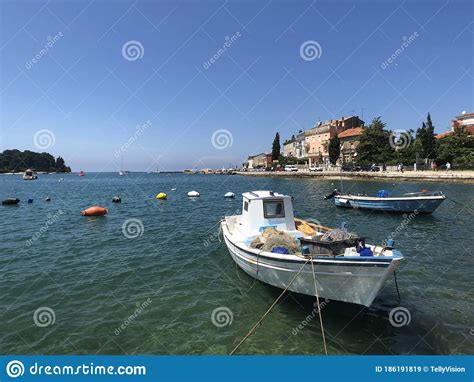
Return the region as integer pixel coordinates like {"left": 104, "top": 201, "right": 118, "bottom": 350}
{"left": 237, "top": 170, "right": 474, "bottom": 183}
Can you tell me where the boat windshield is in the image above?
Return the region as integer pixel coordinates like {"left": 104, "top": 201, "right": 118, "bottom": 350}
{"left": 263, "top": 199, "right": 285, "bottom": 218}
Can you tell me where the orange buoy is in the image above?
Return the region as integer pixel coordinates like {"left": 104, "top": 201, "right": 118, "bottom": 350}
{"left": 81, "top": 206, "right": 108, "bottom": 216}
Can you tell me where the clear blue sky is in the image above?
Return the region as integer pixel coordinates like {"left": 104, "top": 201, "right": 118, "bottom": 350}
{"left": 0, "top": 0, "right": 472, "bottom": 171}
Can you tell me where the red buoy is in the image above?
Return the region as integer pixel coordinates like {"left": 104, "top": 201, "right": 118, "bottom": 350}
{"left": 81, "top": 206, "right": 108, "bottom": 216}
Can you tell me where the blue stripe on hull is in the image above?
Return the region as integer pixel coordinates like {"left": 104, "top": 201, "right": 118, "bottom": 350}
{"left": 334, "top": 198, "right": 444, "bottom": 213}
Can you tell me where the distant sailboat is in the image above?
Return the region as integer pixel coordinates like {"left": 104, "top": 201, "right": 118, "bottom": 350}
{"left": 118, "top": 156, "right": 129, "bottom": 176}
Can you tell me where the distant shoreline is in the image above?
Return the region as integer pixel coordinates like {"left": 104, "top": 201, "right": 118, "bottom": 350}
{"left": 236, "top": 170, "right": 474, "bottom": 183}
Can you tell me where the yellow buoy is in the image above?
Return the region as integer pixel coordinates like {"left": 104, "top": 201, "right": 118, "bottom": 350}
{"left": 156, "top": 192, "right": 167, "bottom": 200}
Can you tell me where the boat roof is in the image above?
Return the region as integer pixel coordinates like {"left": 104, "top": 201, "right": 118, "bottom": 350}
{"left": 242, "top": 190, "right": 289, "bottom": 200}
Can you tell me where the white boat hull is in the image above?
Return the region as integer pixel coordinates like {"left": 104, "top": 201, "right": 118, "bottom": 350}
{"left": 222, "top": 225, "right": 402, "bottom": 307}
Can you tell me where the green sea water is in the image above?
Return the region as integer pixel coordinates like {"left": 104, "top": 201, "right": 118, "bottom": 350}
{"left": 0, "top": 173, "right": 473, "bottom": 355}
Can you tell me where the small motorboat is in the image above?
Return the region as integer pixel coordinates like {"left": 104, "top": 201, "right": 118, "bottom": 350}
{"left": 220, "top": 190, "right": 403, "bottom": 307}
{"left": 224, "top": 192, "right": 235, "bottom": 198}
{"left": 187, "top": 191, "right": 200, "bottom": 197}
{"left": 112, "top": 196, "right": 121, "bottom": 203}
{"left": 23, "top": 169, "right": 38, "bottom": 180}
{"left": 2, "top": 198, "right": 20, "bottom": 205}
{"left": 328, "top": 189, "right": 446, "bottom": 214}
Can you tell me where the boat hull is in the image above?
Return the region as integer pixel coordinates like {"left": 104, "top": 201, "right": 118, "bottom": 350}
{"left": 334, "top": 195, "right": 445, "bottom": 213}
{"left": 222, "top": 226, "right": 402, "bottom": 307}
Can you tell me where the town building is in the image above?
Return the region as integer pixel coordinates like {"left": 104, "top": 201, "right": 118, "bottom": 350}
{"left": 282, "top": 130, "right": 307, "bottom": 159}
{"left": 304, "top": 116, "right": 364, "bottom": 166}
{"left": 436, "top": 112, "right": 474, "bottom": 139}
{"left": 338, "top": 127, "right": 365, "bottom": 163}
{"left": 247, "top": 153, "right": 273, "bottom": 169}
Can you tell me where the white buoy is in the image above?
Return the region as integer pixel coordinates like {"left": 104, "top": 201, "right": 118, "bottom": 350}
{"left": 224, "top": 192, "right": 235, "bottom": 198}
{"left": 187, "top": 191, "right": 200, "bottom": 197}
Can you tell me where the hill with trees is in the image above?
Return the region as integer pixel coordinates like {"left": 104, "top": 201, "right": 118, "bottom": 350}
{"left": 0, "top": 150, "right": 71, "bottom": 173}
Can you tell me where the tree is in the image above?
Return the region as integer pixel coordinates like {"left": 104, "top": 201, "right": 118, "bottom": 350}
{"left": 436, "top": 129, "right": 474, "bottom": 169}
{"left": 416, "top": 113, "right": 437, "bottom": 160}
{"left": 396, "top": 129, "right": 416, "bottom": 165}
{"left": 271, "top": 132, "right": 281, "bottom": 160}
{"left": 328, "top": 134, "right": 340, "bottom": 165}
{"left": 356, "top": 117, "right": 393, "bottom": 165}
{"left": 425, "top": 113, "right": 437, "bottom": 159}
{"left": 0, "top": 150, "right": 71, "bottom": 173}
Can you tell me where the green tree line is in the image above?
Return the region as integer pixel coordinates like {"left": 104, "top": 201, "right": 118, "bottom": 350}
{"left": 352, "top": 114, "right": 474, "bottom": 169}
{"left": 0, "top": 150, "right": 71, "bottom": 173}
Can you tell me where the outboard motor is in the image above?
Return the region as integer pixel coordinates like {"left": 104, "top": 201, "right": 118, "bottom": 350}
{"left": 324, "top": 189, "right": 341, "bottom": 200}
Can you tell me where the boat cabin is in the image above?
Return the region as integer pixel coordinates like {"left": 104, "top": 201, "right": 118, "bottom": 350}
{"left": 240, "top": 191, "right": 296, "bottom": 236}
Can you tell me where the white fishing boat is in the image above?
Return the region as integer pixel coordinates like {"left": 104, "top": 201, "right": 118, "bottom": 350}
{"left": 220, "top": 191, "right": 404, "bottom": 307}
{"left": 22, "top": 169, "right": 38, "bottom": 180}
{"left": 326, "top": 189, "right": 446, "bottom": 213}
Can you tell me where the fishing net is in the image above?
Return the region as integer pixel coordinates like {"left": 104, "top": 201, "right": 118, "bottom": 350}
{"left": 250, "top": 227, "right": 299, "bottom": 254}
{"left": 320, "top": 229, "right": 358, "bottom": 242}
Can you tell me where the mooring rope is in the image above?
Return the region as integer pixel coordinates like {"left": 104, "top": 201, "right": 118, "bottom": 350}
{"left": 308, "top": 256, "right": 328, "bottom": 355}
{"left": 229, "top": 257, "right": 311, "bottom": 355}
{"left": 394, "top": 270, "right": 401, "bottom": 302}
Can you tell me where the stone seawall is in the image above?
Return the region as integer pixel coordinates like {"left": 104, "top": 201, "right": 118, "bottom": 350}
{"left": 237, "top": 170, "right": 474, "bottom": 183}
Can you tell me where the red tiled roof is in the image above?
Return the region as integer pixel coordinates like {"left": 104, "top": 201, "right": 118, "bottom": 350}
{"left": 436, "top": 125, "right": 474, "bottom": 139}
{"left": 338, "top": 127, "right": 364, "bottom": 139}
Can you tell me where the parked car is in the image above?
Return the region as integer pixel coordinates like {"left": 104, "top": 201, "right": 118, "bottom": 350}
{"left": 341, "top": 164, "right": 360, "bottom": 172}
{"left": 309, "top": 166, "right": 323, "bottom": 172}
{"left": 356, "top": 165, "right": 379, "bottom": 172}
{"left": 284, "top": 165, "right": 299, "bottom": 172}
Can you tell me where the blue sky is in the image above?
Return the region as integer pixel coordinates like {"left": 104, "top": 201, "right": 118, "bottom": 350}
{"left": 0, "top": 0, "right": 472, "bottom": 171}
